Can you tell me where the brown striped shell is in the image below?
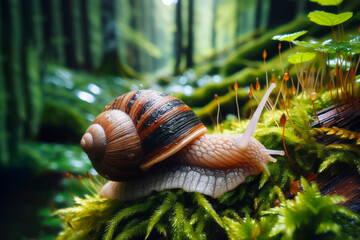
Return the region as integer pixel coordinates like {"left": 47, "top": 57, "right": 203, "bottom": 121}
{"left": 80, "top": 90, "right": 208, "bottom": 181}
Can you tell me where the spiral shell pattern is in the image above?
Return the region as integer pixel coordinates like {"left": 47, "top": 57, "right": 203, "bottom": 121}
{"left": 103, "top": 90, "right": 208, "bottom": 171}
{"left": 86, "top": 90, "right": 207, "bottom": 174}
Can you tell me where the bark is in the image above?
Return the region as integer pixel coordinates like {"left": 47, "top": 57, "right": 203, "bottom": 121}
{"left": 186, "top": 0, "right": 194, "bottom": 68}
{"left": 174, "top": 0, "right": 183, "bottom": 75}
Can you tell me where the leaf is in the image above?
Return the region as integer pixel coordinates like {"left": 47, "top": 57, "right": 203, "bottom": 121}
{"left": 318, "top": 156, "right": 337, "bottom": 172}
{"left": 272, "top": 30, "right": 308, "bottom": 42}
{"left": 262, "top": 178, "right": 359, "bottom": 239}
{"left": 192, "top": 193, "right": 224, "bottom": 228}
{"left": 288, "top": 52, "right": 316, "bottom": 64}
{"left": 308, "top": 11, "right": 353, "bottom": 26}
{"left": 322, "top": 38, "right": 360, "bottom": 53}
{"left": 292, "top": 40, "right": 336, "bottom": 53}
{"left": 145, "top": 193, "right": 175, "bottom": 239}
{"left": 259, "top": 172, "right": 268, "bottom": 189}
{"left": 104, "top": 201, "right": 153, "bottom": 240}
{"left": 310, "top": 0, "right": 343, "bottom": 6}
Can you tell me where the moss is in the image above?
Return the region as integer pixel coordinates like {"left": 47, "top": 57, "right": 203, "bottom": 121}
{"left": 54, "top": 177, "right": 360, "bottom": 240}
{"left": 39, "top": 100, "right": 88, "bottom": 143}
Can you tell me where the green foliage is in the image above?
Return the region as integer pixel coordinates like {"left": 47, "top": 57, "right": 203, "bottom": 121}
{"left": 288, "top": 52, "right": 316, "bottom": 64}
{"left": 310, "top": 0, "right": 343, "bottom": 6}
{"left": 40, "top": 100, "right": 89, "bottom": 142}
{"left": 272, "top": 30, "right": 308, "bottom": 42}
{"left": 55, "top": 196, "right": 119, "bottom": 240}
{"left": 308, "top": 11, "right": 353, "bottom": 27}
{"left": 318, "top": 144, "right": 360, "bottom": 173}
{"left": 292, "top": 40, "right": 336, "bottom": 53}
{"left": 263, "top": 177, "right": 359, "bottom": 239}
{"left": 101, "top": 190, "right": 226, "bottom": 240}
{"left": 222, "top": 214, "right": 276, "bottom": 240}
{"left": 321, "top": 38, "right": 360, "bottom": 54}
{"left": 19, "top": 143, "right": 93, "bottom": 173}
{"left": 294, "top": 37, "right": 360, "bottom": 55}
{"left": 55, "top": 179, "right": 360, "bottom": 240}
{"left": 56, "top": 178, "right": 360, "bottom": 239}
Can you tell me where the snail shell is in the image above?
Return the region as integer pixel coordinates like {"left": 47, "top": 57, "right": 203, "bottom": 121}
{"left": 81, "top": 83, "right": 284, "bottom": 201}
{"left": 81, "top": 90, "right": 208, "bottom": 181}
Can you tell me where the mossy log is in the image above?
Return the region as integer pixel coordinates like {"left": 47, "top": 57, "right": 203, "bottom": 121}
{"left": 219, "top": 17, "right": 313, "bottom": 77}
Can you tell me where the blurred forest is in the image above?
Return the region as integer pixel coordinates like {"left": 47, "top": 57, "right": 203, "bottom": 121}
{"left": 0, "top": 0, "right": 359, "bottom": 239}
{"left": 0, "top": 0, "right": 319, "bottom": 165}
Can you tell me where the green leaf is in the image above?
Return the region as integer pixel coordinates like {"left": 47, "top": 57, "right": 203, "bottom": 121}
{"left": 322, "top": 38, "right": 360, "bottom": 53}
{"left": 263, "top": 178, "right": 359, "bottom": 239}
{"left": 318, "top": 155, "right": 337, "bottom": 172}
{"left": 272, "top": 30, "right": 308, "bottom": 42}
{"left": 310, "top": 0, "right": 343, "bottom": 6}
{"left": 308, "top": 11, "right": 353, "bottom": 26}
{"left": 145, "top": 193, "right": 175, "bottom": 239}
{"left": 288, "top": 52, "right": 316, "bottom": 64}
{"left": 292, "top": 40, "right": 336, "bottom": 53}
{"left": 192, "top": 193, "right": 224, "bottom": 228}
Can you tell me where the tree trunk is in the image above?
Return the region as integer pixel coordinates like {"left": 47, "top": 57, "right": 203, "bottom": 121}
{"left": 235, "top": 0, "right": 242, "bottom": 38}
{"left": 174, "top": 0, "right": 183, "bottom": 75}
{"left": 33, "top": 0, "right": 44, "bottom": 55}
{"left": 0, "top": 12, "right": 9, "bottom": 165}
{"left": 99, "top": 0, "right": 120, "bottom": 74}
{"left": 50, "top": 0, "right": 65, "bottom": 65}
{"left": 71, "top": 0, "right": 85, "bottom": 67}
{"left": 25, "top": 46, "right": 42, "bottom": 139}
{"left": 84, "top": 0, "right": 102, "bottom": 70}
{"left": 9, "top": 0, "right": 26, "bottom": 164}
{"left": 186, "top": 0, "right": 194, "bottom": 68}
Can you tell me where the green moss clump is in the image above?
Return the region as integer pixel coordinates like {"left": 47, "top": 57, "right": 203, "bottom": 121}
{"left": 39, "top": 100, "right": 89, "bottom": 143}
{"left": 54, "top": 178, "right": 359, "bottom": 240}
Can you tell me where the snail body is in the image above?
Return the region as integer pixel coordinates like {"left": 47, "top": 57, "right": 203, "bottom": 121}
{"left": 81, "top": 83, "right": 284, "bottom": 201}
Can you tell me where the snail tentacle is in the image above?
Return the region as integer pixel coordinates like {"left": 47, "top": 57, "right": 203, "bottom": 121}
{"left": 237, "top": 83, "right": 276, "bottom": 149}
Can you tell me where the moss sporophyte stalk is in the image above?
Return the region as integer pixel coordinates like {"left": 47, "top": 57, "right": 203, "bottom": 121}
{"left": 54, "top": 0, "right": 360, "bottom": 239}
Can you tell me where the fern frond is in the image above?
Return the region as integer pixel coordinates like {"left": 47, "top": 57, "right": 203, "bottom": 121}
{"left": 114, "top": 219, "right": 148, "bottom": 240}
{"left": 318, "top": 144, "right": 360, "bottom": 173}
{"left": 222, "top": 213, "right": 275, "bottom": 240}
{"left": 55, "top": 195, "right": 118, "bottom": 240}
{"left": 154, "top": 221, "right": 168, "bottom": 237}
{"left": 104, "top": 200, "right": 153, "bottom": 240}
{"left": 145, "top": 192, "right": 176, "bottom": 239}
{"left": 170, "top": 202, "right": 197, "bottom": 240}
{"left": 263, "top": 177, "right": 359, "bottom": 239}
{"left": 192, "top": 193, "right": 224, "bottom": 228}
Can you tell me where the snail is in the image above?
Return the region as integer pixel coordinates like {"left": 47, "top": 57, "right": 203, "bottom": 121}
{"left": 80, "top": 83, "right": 284, "bottom": 201}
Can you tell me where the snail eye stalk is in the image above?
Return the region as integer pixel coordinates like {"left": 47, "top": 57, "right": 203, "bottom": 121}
{"left": 237, "top": 83, "right": 276, "bottom": 149}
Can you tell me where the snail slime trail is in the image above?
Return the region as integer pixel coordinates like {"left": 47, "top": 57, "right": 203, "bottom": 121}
{"left": 80, "top": 83, "right": 284, "bottom": 201}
